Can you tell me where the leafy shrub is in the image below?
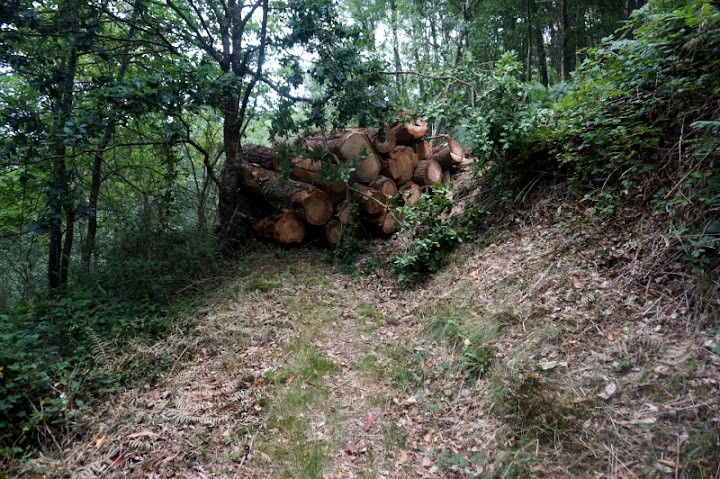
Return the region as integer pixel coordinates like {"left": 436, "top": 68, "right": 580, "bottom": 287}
{"left": 0, "top": 226, "right": 220, "bottom": 458}
{"left": 392, "top": 184, "right": 465, "bottom": 283}
{"left": 549, "top": 0, "right": 720, "bottom": 269}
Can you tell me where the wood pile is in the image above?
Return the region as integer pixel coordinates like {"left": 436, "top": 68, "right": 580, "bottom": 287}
{"left": 231, "top": 115, "right": 467, "bottom": 246}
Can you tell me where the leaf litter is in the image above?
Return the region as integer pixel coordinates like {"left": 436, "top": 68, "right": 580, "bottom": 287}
{"left": 17, "top": 195, "right": 720, "bottom": 478}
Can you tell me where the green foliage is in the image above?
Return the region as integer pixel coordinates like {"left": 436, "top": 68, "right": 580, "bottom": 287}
{"left": 548, "top": 0, "right": 720, "bottom": 271}
{"left": 392, "top": 185, "right": 466, "bottom": 282}
{"left": 0, "top": 226, "right": 219, "bottom": 457}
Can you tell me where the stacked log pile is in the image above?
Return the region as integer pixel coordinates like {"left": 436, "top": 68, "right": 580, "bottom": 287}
{"left": 233, "top": 116, "right": 467, "bottom": 246}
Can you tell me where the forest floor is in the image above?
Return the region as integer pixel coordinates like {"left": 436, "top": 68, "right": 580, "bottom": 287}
{"left": 21, "top": 194, "right": 720, "bottom": 479}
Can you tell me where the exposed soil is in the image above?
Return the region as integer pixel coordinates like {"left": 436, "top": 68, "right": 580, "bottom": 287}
{"left": 18, "top": 193, "right": 720, "bottom": 479}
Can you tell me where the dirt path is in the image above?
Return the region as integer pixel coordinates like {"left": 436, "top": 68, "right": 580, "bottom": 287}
{"left": 20, "top": 219, "right": 720, "bottom": 478}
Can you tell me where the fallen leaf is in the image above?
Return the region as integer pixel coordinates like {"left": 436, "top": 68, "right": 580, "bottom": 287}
{"left": 617, "top": 417, "right": 658, "bottom": 425}
{"left": 95, "top": 436, "right": 107, "bottom": 449}
{"left": 395, "top": 449, "right": 408, "bottom": 469}
{"left": 597, "top": 382, "right": 619, "bottom": 400}
{"left": 111, "top": 457, "right": 124, "bottom": 467}
{"left": 537, "top": 361, "right": 569, "bottom": 371}
{"left": 571, "top": 275, "right": 584, "bottom": 289}
{"left": 345, "top": 442, "right": 357, "bottom": 458}
{"left": 152, "top": 390, "right": 160, "bottom": 401}
{"left": 658, "top": 459, "right": 676, "bottom": 468}
{"left": 424, "top": 429, "right": 435, "bottom": 443}
{"left": 607, "top": 332, "right": 615, "bottom": 341}
{"left": 286, "top": 374, "right": 299, "bottom": 385}
{"left": 365, "top": 411, "right": 373, "bottom": 432}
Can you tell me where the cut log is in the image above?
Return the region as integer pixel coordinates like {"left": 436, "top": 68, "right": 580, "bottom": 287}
{"left": 400, "top": 181, "right": 423, "bottom": 206}
{"left": 239, "top": 163, "right": 333, "bottom": 226}
{"left": 369, "top": 175, "right": 398, "bottom": 202}
{"left": 391, "top": 117, "right": 428, "bottom": 145}
{"left": 413, "top": 159, "right": 443, "bottom": 186}
{"left": 337, "top": 201, "right": 355, "bottom": 225}
{"left": 241, "top": 144, "right": 281, "bottom": 170}
{"left": 323, "top": 219, "right": 341, "bottom": 247}
{"left": 348, "top": 127, "right": 396, "bottom": 154}
{"left": 380, "top": 146, "right": 417, "bottom": 185}
{"left": 365, "top": 209, "right": 397, "bottom": 235}
{"left": 323, "top": 180, "right": 347, "bottom": 204}
{"left": 415, "top": 140, "right": 433, "bottom": 161}
{"left": 252, "top": 209, "right": 305, "bottom": 244}
{"left": 430, "top": 136, "right": 465, "bottom": 170}
{"left": 327, "top": 131, "right": 381, "bottom": 183}
{"left": 351, "top": 184, "right": 386, "bottom": 216}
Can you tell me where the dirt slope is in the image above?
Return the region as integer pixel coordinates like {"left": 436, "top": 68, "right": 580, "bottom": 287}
{"left": 19, "top": 206, "right": 720, "bottom": 478}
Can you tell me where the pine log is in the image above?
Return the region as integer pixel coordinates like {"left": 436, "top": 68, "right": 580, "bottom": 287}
{"left": 415, "top": 140, "right": 433, "bottom": 161}
{"left": 413, "top": 158, "right": 443, "bottom": 186}
{"left": 239, "top": 163, "right": 333, "bottom": 226}
{"left": 430, "top": 136, "right": 465, "bottom": 170}
{"left": 252, "top": 209, "right": 305, "bottom": 244}
{"left": 391, "top": 117, "right": 429, "bottom": 145}
{"left": 380, "top": 146, "right": 417, "bottom": 185}
{"left": 400, "top": 181, "right": 423, "bottom": 206}
{"left": 364, "top": 209, "right": 397, "bottom": 235}
{"left": 369, "top": 175, "right": 398, "bottom": 201}
{"left": 327, "top": 131, "right": 381, "bottom": 183}
{"left": 351, "top": 184, "right": 386, "bottom": 216}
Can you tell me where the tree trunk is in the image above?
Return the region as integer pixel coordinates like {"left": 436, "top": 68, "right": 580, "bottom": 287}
{"left": 560, "top": 0, "right": 570, "bottom": 80}
{"left": 49, "top": 42, "right": 79, "bottom": 293}
{"left": 534, "top": 23, "right": 549, "bottom": 87}
{"left": 82, "top": 1, "right": 139, "bottom": 269}
{"left": 526, "top": 0, "right": 533, "bottom": 82}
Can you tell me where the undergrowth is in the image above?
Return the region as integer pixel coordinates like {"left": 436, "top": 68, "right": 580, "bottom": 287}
{"left": 0, "top": 227, "right": 222, "bottom": 462}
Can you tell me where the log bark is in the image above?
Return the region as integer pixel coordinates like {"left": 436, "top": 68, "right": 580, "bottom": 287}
{"left": 369, "top": 175, "right": 398, "bottom": 201}
{"left": 327, "top": 131, "right": 381, "bottom": 183}
{"left": 400, "top": 181, "right": 423, "bottom": 206}
{"left": 430, "top": 136, "right": 465, "bottom": 170}
{"left": 239, "top": 163, "right": 333, "bottom": 226}
{"left": 380, "top": 145, "right": 418, "bottom": 185}
{"left": 252, "top": 209, "right": 305, "bottom": 244}
{"left": 391, "top": 117, "right": 428, "bottom": 145}
{"left": 241, "top": 144, "right": 281, "bottom": 170}
{"left": 413, "top": 159, "right": 443, "bottom": 186}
